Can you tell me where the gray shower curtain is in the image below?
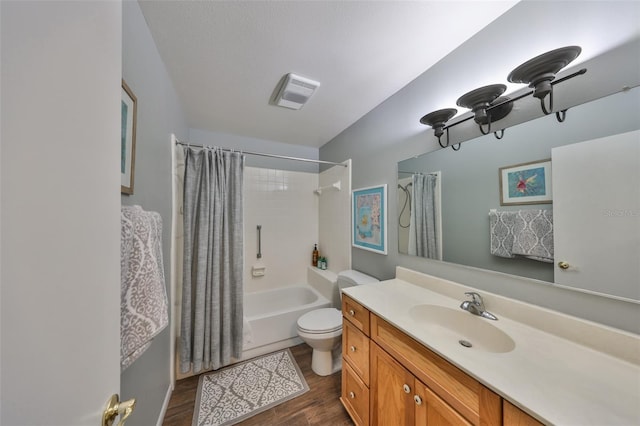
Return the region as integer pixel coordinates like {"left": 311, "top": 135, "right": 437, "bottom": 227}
{"left": 180, "top": 147, "right": 244, "bottom": 374}
{"left": 408, "top": 173, "right": 440, "bottom": 259}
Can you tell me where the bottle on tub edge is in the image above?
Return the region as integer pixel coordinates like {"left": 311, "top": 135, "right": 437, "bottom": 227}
{"left": 312, "top": 244, "right": 319, "bottom": 267}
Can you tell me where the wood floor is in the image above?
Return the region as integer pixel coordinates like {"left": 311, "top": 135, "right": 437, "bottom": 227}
{"left": 162, "top": 344, "right": 355, "bottom": 426}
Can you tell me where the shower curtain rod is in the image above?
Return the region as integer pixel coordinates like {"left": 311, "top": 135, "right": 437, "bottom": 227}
{"left": 398, "top": 170, "right": 439, "bottom": 175}
{"left": 175, "top": 140, "right": 347, "bottom": 167}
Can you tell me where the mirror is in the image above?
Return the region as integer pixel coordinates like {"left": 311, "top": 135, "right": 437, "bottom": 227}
{"left": 398, "top": 86, "right": 640, "bottom": 301}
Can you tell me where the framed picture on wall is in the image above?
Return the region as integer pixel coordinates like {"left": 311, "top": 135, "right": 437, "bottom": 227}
{"left": 499, "top": 159, "right": 552, "bottom": 205}
{"left": 121, "top": 79, "right": 137, "bottom": 195}
{"left": 352, "top": 184, "right": 387, "bottom": 255}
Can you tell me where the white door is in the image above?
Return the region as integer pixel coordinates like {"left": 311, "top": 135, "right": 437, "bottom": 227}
{"left": 1, "top": 2, "right": 123, "bottom": 425}
{"left": 552, "top": 130, "right": 640, "bottom": 301}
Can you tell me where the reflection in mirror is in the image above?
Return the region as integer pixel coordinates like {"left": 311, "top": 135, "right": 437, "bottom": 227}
{"left": 397, "top": 171, "right": 442, "bottom": 260}
{"left": 397, "top": 87, "right": 640, "bottom": 301}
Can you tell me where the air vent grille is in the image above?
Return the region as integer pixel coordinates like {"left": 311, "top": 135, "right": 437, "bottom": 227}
{"left": 274, "top": 73, "right": 320, "bottom": 110}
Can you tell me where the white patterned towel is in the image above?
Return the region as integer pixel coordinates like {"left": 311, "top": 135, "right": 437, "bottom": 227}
{"left": 120, "top": 205, "right": 168, "bottom": 371}
{"left": 489, "top": 210, "right": 516, "bottom": 259}
{"left": 512, "top": 209, "right": 554, "bottom": 263}
{"left": 489, "top": 209, "right": 554, "bottom": 263}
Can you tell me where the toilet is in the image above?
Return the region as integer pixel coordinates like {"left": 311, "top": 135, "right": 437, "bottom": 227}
{"left": 297, "top": 269, "right": 378, "bottom": 376}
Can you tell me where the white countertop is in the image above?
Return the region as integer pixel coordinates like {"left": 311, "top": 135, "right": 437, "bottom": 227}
{"left": 342, "top": 272, "right": 640, "bottom": 425}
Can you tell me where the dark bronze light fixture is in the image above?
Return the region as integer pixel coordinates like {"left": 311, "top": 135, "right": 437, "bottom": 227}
{"left": 456, "top": 84, "right": 507, "bottom": 135}
{"left": 420, "top": 108, "right": 457, "bottom": 148}
{"left": 508, "top": 46, "right": 582, "bottom": 117}
{"left": 420, "top": 46, "right": 586, "bottom": 150}
{"left": 477, "top": 96, "right": 514, "bottom": 139}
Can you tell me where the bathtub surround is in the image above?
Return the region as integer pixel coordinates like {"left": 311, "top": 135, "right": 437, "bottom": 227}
{"left": 308, "top": 267, "right": 340, "bottom": 307}
{"left": 181, "top": 147, "right": 245, "bottom": 374}
{"left": 243, "top": 167, "right": 319, "bottom": 293}
{"left": 192, "top": 349, "right": 309, "bottom": 426}
{"left": 318, "top": 160, "right": 352, "bottom": 274}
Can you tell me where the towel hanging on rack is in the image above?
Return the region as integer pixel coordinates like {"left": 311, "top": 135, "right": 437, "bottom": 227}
{"left": 489, "top": 209, "right": 554, "bottom": 263}
{"left": 120, "top": 205, "right": 169, "bottom": 371}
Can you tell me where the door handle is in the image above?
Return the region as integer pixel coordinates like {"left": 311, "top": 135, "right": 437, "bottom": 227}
{"left": 103, "top": 394, "right": 136, "bottom": 426}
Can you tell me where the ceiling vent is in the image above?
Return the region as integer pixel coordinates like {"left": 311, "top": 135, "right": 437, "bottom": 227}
{"left": 273, "top": 73, "right": 320, "bottom": 110}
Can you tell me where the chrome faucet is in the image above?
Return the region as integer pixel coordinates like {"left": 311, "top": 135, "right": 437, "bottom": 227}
{"left": 460, "top": 292, "right": 498, "bottom": 320}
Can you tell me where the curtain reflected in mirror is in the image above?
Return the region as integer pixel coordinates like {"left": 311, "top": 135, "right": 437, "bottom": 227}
{"left": 398, "top": 172, "right": 442, "bottom": 260}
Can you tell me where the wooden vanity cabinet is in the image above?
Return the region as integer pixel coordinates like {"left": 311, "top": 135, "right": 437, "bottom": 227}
{"left": 340, "top": 295, "right": 509, "bottom": 426}
{"left": 341, "top": 295, "right": 371, "bottom": 426}
{"left": 371, "top": 342, "right": 471, "bottom": 425}
{"left": 370, "top": 314, "right": 501, "bottom": 425}
{"left": 503, "top": 401, "right": 544, "bottom": 426}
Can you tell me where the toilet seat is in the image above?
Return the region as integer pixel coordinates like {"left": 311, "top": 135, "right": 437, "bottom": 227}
{"left": 297, "top": 308, "right": 342, "bottom": 334}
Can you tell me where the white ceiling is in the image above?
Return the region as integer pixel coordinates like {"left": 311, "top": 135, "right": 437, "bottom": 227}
{"left": 137, "top": 0, "right": 518, "bottom": 148}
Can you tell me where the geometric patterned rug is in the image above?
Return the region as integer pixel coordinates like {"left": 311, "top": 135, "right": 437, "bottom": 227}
{"left": 192, "top": 349, "right": 309, "bottom": 426}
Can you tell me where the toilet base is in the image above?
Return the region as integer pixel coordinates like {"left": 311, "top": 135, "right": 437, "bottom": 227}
{"left": 311, "top": 345, "right": 342, "bottom": 376}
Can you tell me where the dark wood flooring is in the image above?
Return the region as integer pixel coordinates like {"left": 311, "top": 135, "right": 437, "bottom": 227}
{"left": 162, "top": 343, "right": 354, "bottom": 426}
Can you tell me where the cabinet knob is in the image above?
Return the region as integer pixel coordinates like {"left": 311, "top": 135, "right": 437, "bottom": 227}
{"left": 349, "top": 391, "right": 355, "bottom": 399}
{"left": 350, "top": 346, "right": 356, "bottom": 352}
{"left": 414, "top": 395, "right": 423, "bottom": 406}
{"left": 403, "top": 384, "right": 411, "bottom": 394}
{"left": 348, "top": 309, "right": 355, "bottom": 316}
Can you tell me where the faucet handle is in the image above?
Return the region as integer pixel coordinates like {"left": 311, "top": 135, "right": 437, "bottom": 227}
{"left": 464, "top": 292, "right": 485, "bottom": 308}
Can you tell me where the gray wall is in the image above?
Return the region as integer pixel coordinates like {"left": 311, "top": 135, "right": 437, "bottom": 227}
{"left": 320, "top": 11, "right": 640, "bottom": 332}
{"left": 121, "top": 2, "right": 188, "bottom": 425}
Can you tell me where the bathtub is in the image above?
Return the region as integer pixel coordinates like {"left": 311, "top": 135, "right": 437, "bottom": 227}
{"left": 241, "top": 285, "right": 331, "bottom": 360}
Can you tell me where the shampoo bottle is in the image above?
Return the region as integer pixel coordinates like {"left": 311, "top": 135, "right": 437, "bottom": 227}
{"left": 312, "top": 244, "right": 319, "bottom": 267}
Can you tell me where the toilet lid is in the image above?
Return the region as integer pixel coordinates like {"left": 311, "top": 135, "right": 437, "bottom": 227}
{"left": 297, "top": 308, "right": 342, "bottom": 334}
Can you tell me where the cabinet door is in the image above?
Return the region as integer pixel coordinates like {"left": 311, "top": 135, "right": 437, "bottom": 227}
{"left": 371, "top": 343, "right": 414, "bottom": 425}
{"left": 414, "top": 381, "right": 472, "bottom": 426}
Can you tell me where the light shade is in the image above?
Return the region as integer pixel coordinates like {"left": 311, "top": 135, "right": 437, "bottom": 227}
{"left": 508, "top": 46, "right": 581, "bottom": 101}
{"left": 456, "top": 84, "right": 506, "bottom": 124}
{"left": 420, "top": 108, "right": 458, "bottom": 138}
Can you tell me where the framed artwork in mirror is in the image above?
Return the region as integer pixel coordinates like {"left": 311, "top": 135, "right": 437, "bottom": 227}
{"left": 121, "top": 79, "right": 137, "bottom": 195}
{"left": 499, "top": 159, "right": 552, "bottom": 205}
{"left": 352, "top": 184, "right": 387, "bottom": 254}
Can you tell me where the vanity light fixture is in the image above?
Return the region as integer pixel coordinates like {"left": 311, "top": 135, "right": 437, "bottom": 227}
{"left": 456, "top": 84, "right": 507, "bottom": 135}
{"left": 508, "top": 46, "right": 582, "bottom": 120}
{"left": 420, "top": 45, "right": 586, "bottom": 150}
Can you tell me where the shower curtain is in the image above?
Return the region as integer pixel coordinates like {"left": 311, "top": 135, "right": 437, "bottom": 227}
{"left": 180, "top": 147, "right": 244, "bottom": 374}
{"left": 408, "top": 173, "right": 440, "bottom": 259}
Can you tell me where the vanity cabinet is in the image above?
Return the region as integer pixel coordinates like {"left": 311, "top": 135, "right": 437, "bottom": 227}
{"left": 371, "top": 342, "right": 471, "bottom": 425}
{"left": 341, "top": 294, "right": 511, "bottom": 426}
{"left": 503, "top": 401, "right": 543, "bottom": 426}
{"left": 370, "top": 315, "right": 501, "bottom": 425}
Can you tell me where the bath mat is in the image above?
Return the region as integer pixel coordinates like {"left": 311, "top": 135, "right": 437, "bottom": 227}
{"left": 192, "top": 349, "right": 309, "bottom": 426}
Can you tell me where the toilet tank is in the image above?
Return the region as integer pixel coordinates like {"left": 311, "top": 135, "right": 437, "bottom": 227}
{"left": 337, "top": 270, "right": 379, "bottom": 297}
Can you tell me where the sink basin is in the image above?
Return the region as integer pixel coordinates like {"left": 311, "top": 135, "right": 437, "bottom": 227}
{"left": 408, "top": 304, "right": 515, "bottom": 353}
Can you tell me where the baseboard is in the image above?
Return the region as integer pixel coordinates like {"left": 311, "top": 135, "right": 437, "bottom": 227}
{"left": 156, "top": 383, "right": 173, "bottom": 426}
